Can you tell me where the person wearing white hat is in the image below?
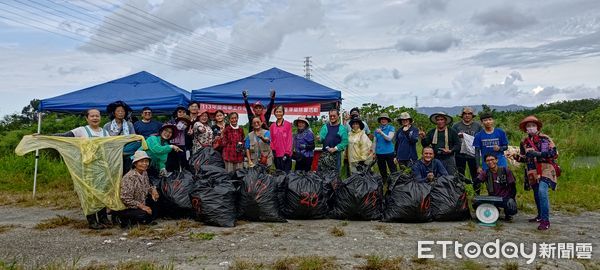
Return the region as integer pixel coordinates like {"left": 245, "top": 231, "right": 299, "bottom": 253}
{"left": 394, "top": 112, "right": 419, "bottom": 166}
{"left": 113, "top": 151, "right": 159, "bottom": 228}
{"left": 292, "top": 116, "right": 315, "bottom": 171}
{"left": 420, "top": 112, "right": 460, "bottom": 175}
{"left": 453, "top": 107, "right": 483, "bottom": 189}
{"left": 373, "top": 113, "right": 397, "bottom": 185}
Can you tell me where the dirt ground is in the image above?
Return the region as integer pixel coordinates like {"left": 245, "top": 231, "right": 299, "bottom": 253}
{"left": 0, "top": 206, "right": 599, "bottom": 269}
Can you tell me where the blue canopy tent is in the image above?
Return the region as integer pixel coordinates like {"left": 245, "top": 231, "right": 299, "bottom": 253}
{"left": 30, "top": 71, "right": 190, "bottom": 198}
{"left": 191, "top": 67, "right": 341, "bottom": 111}
{"left": 39, "top": 71, "right": 191, "bottom": 114}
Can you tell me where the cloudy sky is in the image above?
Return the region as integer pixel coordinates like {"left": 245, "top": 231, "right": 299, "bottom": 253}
{"left": 1, "top": 0, "right": 600, "bottom": 116}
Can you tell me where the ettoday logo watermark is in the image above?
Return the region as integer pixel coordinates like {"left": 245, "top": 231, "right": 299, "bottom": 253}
{"left": 417, "top": 239, "right": 593, "bottom": 264}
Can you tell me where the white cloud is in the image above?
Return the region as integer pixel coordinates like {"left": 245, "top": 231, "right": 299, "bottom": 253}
{"left": 343, "top": 68, "right": 402, "bottom": 88}
{"left": 394, "top": 33, "right": 460, "bottom": 53}
{"left": 471, "top": 5, "right": 538, "bottom": 34}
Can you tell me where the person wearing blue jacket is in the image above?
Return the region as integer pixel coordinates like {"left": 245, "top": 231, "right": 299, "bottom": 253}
{"left": 373, "top": 113, "right": 397, "bottom": 185}
{"left": 411, "top": 147, "right": 449, "bottom": 182}
{"left": 394, "top": 112, "right": 419, "bottom": 166}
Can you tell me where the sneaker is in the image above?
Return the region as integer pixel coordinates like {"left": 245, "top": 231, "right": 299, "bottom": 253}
{"left": 537, "top": 220, "right": 550, "bottom": 230}
{"left": 528, "top": 216, "right": 542, "bottom": 223}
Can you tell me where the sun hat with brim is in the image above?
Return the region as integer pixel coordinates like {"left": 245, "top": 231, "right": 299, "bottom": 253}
{"left": 519, "top": 115, "right": 543, "bottom": 132}
{"left": 377, "top": 113, "right": 392, "bottom": 123}
{"left": 429, "top": 112, "right": 453, "bottom": 125}
{"left": 396, "top": 112, "right": 413, "bottom": 123}
{"left": 159, "top": 124, "right": 178, "bottom": 138}
{"left": 293, "top": 116, "right": 310, "bottom": 127}
{"left": 132, "top": 150, "right": 151, "bottom": 164}
{"left": 349, "top": 118, "right": 365, "bottom": 130}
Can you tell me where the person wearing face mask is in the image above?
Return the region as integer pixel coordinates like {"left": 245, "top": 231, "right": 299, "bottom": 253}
{"left": 513, "top": 116, "right": 559, "bottom": 231}
{"left": 472, "top": 112, "right": 509, "bottom": 176}
{"left": 190, "top": 110, "right": 214, "bottom": 155}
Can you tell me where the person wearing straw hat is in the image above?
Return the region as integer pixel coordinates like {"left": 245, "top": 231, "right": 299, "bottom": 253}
{"left": 292, "top": 116, "right": 315, "bottom": 172}
{"left": 144, "top": 123, "right": 182, "bottom": 178}
{"left": 348, "top": 117, "right": 373, "bottom": 173}
{"left": 242, "top": 89, "right": 276, "bottom": 132}
{"left": 394, "top": 112, "right": 419, "bottom": 166}
{"left": 513, "top": 115, "right": 559, "bottom": 231}
{"left": 113, "top": 151, "right": 160, "bottom": 228}
{"left": 373, "top": 113, "right": 397, "bottom": 185}
{"left": 453, "top": 107, "right": 483, "bottom": 187}
{"left": 420, "top": 112, "right": 460, "bottom": 175}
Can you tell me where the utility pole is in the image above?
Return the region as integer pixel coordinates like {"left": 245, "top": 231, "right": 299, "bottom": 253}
{"left": 415, "top": 96, "right": 419, "bottom": 111}
{"left": 304, "top": 56, "right": 312, "bottom": 80}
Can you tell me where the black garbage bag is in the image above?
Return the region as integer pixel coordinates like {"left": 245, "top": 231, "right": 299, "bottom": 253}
{"left": 329, "top": 169, "right": 383, "bottom": 220}
{"left": 382, "top": 172, "right": 432, "bottom": 223}
{"left": 189, "top": 166, "right": 237, "bottom": 227}
{"left": 235, "top": 166, "right": 286, "bottom": 222}
{"left": 157, "top": 170, "right": 195, "bottom": 217}
{"left": 430, "top": 175, "right": 471, "bottom": 221}
{"left": 189, "top": 147, "right": 225, "bottom": 175}
{"left": 282, "top": 171, "right": 331, "bottom": 219}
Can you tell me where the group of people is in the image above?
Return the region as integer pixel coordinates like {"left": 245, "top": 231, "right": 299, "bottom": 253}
{"left": 52, "top": 92, "right": 559, "bottom": 231}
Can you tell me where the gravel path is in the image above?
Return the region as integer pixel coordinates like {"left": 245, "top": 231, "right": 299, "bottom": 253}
{"left": 0, "top": 206, "right": 599, "bottom": 269}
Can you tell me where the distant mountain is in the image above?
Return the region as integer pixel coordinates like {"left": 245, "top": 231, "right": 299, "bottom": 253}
{"left": 417, "top": 104, "right": 531, "bottom": 116}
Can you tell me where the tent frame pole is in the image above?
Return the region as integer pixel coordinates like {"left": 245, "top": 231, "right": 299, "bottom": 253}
{"left": 32, "top": 112, "right": 42, "bottom": 199}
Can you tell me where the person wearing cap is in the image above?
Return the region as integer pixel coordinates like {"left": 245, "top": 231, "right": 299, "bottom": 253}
{"left": 394, "top": 112, "right": 419, "bottom": 166}
{"left": 103, "top": 101, "right": 136, "bottom": 136}
{"left": 347, "top": 118, "right": 373, "bottom": 173}
{"left": 420, "top": 112, "right": 460, "bottom": 175}
{"left": 513, "top": 115, "right": 559, "bottom": 231}
{"left": 473, "top": 153, "right": 517, "bottom": 221}
{"left": 246, "top": 116, "right": 273, "bottom": 168}
{"left": 270, "top": 105, "right": 294, "bottom": 173}
{"left": 242, "top": 89, "right": 276, "bottom": 132}
{"left": 472, "top": 112, "right": 509, "bottom": 176}
{"left": 292, "top": 116, "right": 315, "bottom": 171}
{"left": 113, "top": 151, "right": 160, "bottom": 228}
{"left": 144, "top": 124, "right": 182, "bottom": 178}
{"left": 411, "top": 147, "right": 448, "bottom": 182}
{"left": 317, "top": 108, "right": 348, "bottom": 173}
{"left": 134, "top": 107, "right": 163, "bottom": 138}
{"left": 373, "top": 113, "right": 397, "bottom": 184}
{"left": 190, "top": 110, "right": 214, "bottom": 155}
{"left": 166, "top": 106, "right": 192, "bottom": 171}
{"left": 221, "top": 112, "right": 246, "bottom": 172}
{"left": 453, "top": 107, "right": 483, "bottom": 187}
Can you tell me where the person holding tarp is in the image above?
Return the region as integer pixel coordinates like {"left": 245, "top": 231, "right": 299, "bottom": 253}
{"left": 292, "top": 116, "right": 315, "bottom": 172}
{"left": 144, "top": 124, "right": 183, "bottom": 178}
{"left": 16, "top": 108, "right": 146, "bottom": 230}
{"left": 420, "top": 112, "right": 460, "bottom": 175}
{"left": 246, "top": 116, "right": 273, "bottom": 168}
{"left": 394, "top": 112, "right": 419, "bottom": 166}
{"left": 317, "top": 109, "right": 348, "bottom": 174}
{"left": 513, "top": 115, "right": 559, "bottom": 231}
{"left": 473, "top": 153, "right": 517, "bottom": 221}
{"left": 113, "top": 151, "right": 160, "bottom": 228}
{"left": 242, "top": 89, "right": 276, "bottom": 132}
{"left": 411, "top": 147, "right": 448, "bottom": 183}
{"left": 347, "top": 118, "right": 373, "bottom": 173}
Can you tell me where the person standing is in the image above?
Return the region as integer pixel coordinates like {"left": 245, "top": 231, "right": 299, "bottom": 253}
{"left": 347, "top": 118, "right": 373, "bottom": 173}
{"left": 190, "top": 110, "right": 214, "bottom": 155}
{"left": 211, "top": 110, "right": 226, "bottom": 152}
{"left": 394, "top": 112, "right": 419, "bottom": 166}
{"left": 514, "top": 116, "right": 559, "bottom": 230}
{"left": 343, "top": 107, "right": 370, "bottom": 176}
{"left": 188, "top": 102, "right": 200, "bottom": 122}
{"left": 292, "top": 116, "right": 315, "bottom": 172}
{"left": 269, "top": 105, "right": 293, "bottom": 173}
{"left": 104, "top": 101, "right": 137, "bottom": 174}
{"left": 473, "top": 112, "right": 509, "bottom": 173}
{"left": 246, "top": 116, "right": 273, "bottom": 168}
{"left": 373, "top": 113, "right": 397, "bottom": 185}
{"left": 133, "top": 107, "right": 163, "bottom": 138}
{"left": 317, "top": 109, "right": 348, "bottom": 174}
{"left": 243, "top": 89, "right": 276, "bottom": 132}
{"left": 166, "top": 106, "right": 191, "bottom": 171}
{"left": 420, "top": 112, "right": 460, "bottom": 175}
{"left": 221, "top": 112, "right": 245, "bottom": 172}
{"left": 453, "top": 107, "right": 483, "bottom": 189}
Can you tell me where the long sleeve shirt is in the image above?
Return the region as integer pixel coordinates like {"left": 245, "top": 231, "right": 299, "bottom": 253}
{"left": 144, "top": 135, "right": 172, "bottom": 170}
{"left": 293, "top": 128, "right": 315, "bottom": 158}
{"left": 421, "top": 127, "right": 460, "bottom": 158}
{"left": 244, "top": 97, "right": 275, "bottom": 132}
{"left": 411, "top": 159, "right": 448, "bottom": 182}
{"left": 319, "top": 123, "right": 349, "bottom": 151}
{"left": 269, "top": 120, "right": 293, "bottom": 157}
{"left": 395, "top": 125, "right": 419, "bottom": 161}
{"left": 373, "top": 124, "right": 395, "bottom": 154}
{"left": 348, "top": 129, "right": 372, "bottom": 163}
{"left": 120, "top": 169, "right": 152, "bottom": 209}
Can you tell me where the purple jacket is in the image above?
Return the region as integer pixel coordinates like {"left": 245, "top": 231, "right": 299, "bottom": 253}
{"left": 293, "top": 128, "right": 315, "bottom": 158}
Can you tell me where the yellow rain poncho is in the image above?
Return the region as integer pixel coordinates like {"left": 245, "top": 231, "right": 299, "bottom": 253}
{"left": 15, "top": 135, "right": 146, "bottom": 215}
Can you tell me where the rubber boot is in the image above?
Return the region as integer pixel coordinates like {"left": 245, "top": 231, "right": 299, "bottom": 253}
{"left": 97, "top": 208, "right": 112, "bottom": 228}
{"left": 86, "top": 214, "right": 102, "bottom": 230}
